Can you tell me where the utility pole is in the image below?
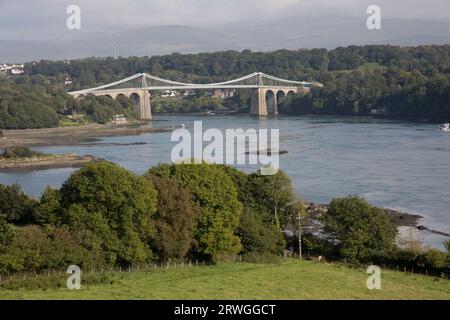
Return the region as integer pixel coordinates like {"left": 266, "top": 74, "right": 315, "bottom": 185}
{"left": 297, "top": 205, "right": 302, "bottom": 260}
{"left": 287, "top": 200, "right": 304, "bottom": 260}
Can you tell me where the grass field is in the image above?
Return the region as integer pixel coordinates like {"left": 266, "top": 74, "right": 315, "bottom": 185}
{"left": 1, "top": 260, "right": 449, "bottom": 300}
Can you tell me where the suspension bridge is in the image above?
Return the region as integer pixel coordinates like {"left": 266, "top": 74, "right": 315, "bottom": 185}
{"left": 68, "top": 72, "right": 322, "bottom": 119}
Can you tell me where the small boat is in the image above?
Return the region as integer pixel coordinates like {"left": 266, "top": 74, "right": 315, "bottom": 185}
{"left": 439, "top": 123, "right": 450, "bottom": 132}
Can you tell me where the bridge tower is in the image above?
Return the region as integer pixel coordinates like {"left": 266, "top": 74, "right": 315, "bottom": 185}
{"left": 250, "top": 73, "right": 268, "bottom": 116}
{"left": 139, "top": 75, "right": 152, "bottom": 120}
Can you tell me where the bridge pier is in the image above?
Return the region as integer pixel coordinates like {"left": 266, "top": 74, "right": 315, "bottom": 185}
{"left": 250, "top": 88, "right": 268, "bottom": 116}
{"left": 139, "top": 90, "right": 152, "bottom": 120}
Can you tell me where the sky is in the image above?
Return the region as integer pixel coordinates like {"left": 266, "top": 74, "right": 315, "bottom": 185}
{"left": 1, "top": 0, "right": 449, "bottom": 40}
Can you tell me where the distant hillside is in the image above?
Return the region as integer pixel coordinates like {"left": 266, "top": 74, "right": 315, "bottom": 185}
{"left": 1, "top": 15, "right": 449, "bottom": 62}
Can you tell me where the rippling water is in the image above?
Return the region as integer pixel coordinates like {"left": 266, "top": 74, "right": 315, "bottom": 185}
{"left": 1, "top": 115, "right": 449, "bottom": 249}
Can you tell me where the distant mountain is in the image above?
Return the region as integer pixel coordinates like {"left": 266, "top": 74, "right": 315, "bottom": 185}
{"left": 1, "top": 15, "right": 449, "bottom": 63}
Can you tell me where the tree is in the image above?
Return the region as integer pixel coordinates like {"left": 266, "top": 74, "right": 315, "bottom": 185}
{"left": 220, "top": 166, "right": 286, "bottom": 254}
{"left": 249, "top": 170, "right": 297, "bottom": 230}
{"left": 59, "top": 161, "right": 158, "bottom": 266}
{"left": 0, "top": 183, "right": 38, "bottom": 224}
{"left": 35, "top": 187, "right": 62, "bottom": 225}
{"left": 146, "top": 174, "right": 199, "bottom": 261}
{"left": 445, "top": 238, "right": 450, "bottom": 253}
{"left": 320, "top": 196, "right": 397, "bottom": 262}
{"left": 148, "top": 163, "right": 243, "bottom": 259}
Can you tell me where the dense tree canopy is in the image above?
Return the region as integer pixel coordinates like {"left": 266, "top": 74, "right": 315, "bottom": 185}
{"left": 148, "top": 163, "right": 243, "bottom": 258}
{"left": 59, "top": 161, "right": 158, "bottom": 266}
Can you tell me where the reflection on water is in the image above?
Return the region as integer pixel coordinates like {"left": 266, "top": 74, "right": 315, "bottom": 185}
{"left": 1, "top": 115, "right": 449, "bottom": 249}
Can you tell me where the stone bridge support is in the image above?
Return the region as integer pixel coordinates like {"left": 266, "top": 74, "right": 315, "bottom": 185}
{"left": 138, "top": 89, "right": 152, "bottom": 120}
{"left": 250, "top": 87, "right": 302, "bottom": 116}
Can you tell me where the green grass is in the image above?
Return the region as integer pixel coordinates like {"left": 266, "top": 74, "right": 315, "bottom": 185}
{"left": 1, "top": 260, "right": 449, "bottom": 300}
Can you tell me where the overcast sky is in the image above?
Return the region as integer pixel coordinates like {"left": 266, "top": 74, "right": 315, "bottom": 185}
{"left": 1, "top": 0, "right": 449, "bottom": 40}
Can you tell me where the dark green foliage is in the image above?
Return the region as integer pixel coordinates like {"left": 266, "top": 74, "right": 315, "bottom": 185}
{"left": 236, "top": 210, "right": 285, "bottom": 254}
{"left": 1, "top": 146, "right": 43, "bottom": 159}
{"left": 59, "top": 161, "right": 158, "bottom": 266}
{"left": 445, "top": 238, "right": 450, "bottom": 253}
{"left": 146, "top": 174, "right": 199, "bottom": 261}
{"left": 148, "top": 163, "right": 243, "bottom": 258}
{"left": 248, "top": 171, "right": 297, "bottom": 229}
{"left": 220, "top": 166, "right": 286, "bottom": 254}
{"left": 0, "top": 183, "right": 38, "bottom": 224}
{"left": 34, "top": 187, "right": 62, "bottom": 225}
{"left": 0, "top": 216, "right": 15, "bottom": 251}
{"left": 0, "top": 82, "right": 59, "bottom": 129}
{"left": 320, "top": 196, "right": 397, "bottom": 262}
{"left": 0, "top": 225, "right": 103, "bottom": 274}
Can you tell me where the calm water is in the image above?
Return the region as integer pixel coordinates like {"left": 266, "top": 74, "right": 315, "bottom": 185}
{"left": 1, "top": 115, "right": 449, "bottom": 249}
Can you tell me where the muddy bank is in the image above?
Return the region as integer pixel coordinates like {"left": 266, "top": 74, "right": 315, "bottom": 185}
{"left": 0, "top": 122, "right": 172, "bottom": 148}
{"left": 0, "top": 153, "right": 100, "bottom": 171}
{"left": 302, "top": 203, "right": 449, "bottom": 238}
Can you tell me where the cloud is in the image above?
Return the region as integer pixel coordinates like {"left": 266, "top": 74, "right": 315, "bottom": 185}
{"left": 0, "top": 0, "right": 449, "bottom": 40}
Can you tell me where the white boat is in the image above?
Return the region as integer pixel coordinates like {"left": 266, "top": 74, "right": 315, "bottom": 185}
{"left": 439, "top": 123, "right": 450, "bottom": 132}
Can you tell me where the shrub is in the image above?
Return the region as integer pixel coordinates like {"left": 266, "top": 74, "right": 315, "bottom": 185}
{"left": 0, "top": 225, "right": 103, "bottom": 275}
{"left": 320, "top": 196, "right": 397, "bottom": 262}
{"left": 1, "top": 146, "right": 44, "bottom": 159}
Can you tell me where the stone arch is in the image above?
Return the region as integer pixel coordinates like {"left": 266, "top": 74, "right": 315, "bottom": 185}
{"left": 129, "top": 92, "right": 142, "bottom": 114}
{"left": 265, "top": 90, "right": 277, "bottom": 115}
{"left": 276, "top": 90, "right": 286, "bottom": 108}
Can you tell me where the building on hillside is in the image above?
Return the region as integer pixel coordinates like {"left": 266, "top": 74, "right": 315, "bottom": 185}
{"left": 0, "top": 63, "right": 25, "bottom": 75}
{"left": 64, "top": 76, "right": 73, "bottom": 85}
{"left": 112, "top": 114, "right": 128, "bottom": 125}
{"left": 161, "top": 90, "right": 178, "bottom": 98}
{"left": 211, "top": 89, "right": 234, "bottom": 99}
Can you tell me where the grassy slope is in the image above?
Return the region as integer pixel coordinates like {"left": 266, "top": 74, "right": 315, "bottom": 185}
{"left": 1, "top": 260, "right": 449, "bottom": 300}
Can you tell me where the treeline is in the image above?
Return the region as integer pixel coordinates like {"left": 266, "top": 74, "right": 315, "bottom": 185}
{"left": 1, "top": 162, "right": 449, "bottom": 277}
{"left": 0, "top": 76, "right": 139, "bottom": 129}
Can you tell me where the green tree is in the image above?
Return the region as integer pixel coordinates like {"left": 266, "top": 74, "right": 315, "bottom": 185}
{"left": 35, "top": 187, "right": 62, "bottom": 225}
{"left": 249, "top": 171, "right": 297, "bottom": 230}
{"left": 59, "top": 161, "right": 157, "bottom": 266}
{"left": 146, "top": 174, "right": 200, "bottom": 261}
{"left": 220, "top": 166, "right": 286, "bottom": 254}
{"left": 148, "top": 163, "right": 243, "bottom": 259}
{"left": 320, "top": 196, "right": 396, "bottom": 262}
{"left": 0, "top": 183, "right": 38, "bottom": 224}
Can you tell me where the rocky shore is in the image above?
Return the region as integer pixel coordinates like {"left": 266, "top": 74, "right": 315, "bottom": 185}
{"left": 0, "top": 153, "right": 99, "bottom": 171}
{"left": 303, "top": 203, "right": 448, "bottom": 238}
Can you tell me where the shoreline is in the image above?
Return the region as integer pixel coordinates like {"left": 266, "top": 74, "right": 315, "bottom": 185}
{"left": 0, "top": 122, "right": 172, "bottom": 148}
{"left": 304, "top": 203, "right": 449, "bottom": 239}
{"left": 0, "top": 153, "right": 100, "bottom": 171}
